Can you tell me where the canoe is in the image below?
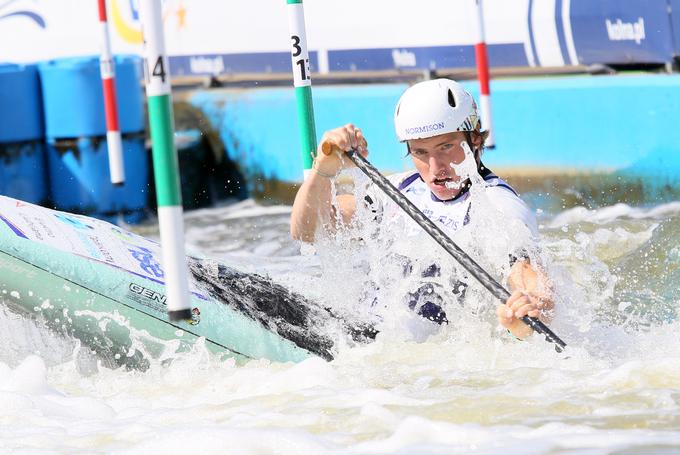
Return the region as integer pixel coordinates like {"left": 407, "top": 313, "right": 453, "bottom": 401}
{"left": 0, "top": 196, "right": 372, "bottom": 368}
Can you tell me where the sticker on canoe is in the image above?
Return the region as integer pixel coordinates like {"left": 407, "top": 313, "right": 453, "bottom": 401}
{"left": 127, "top": 282, "right": 201, "bottom": 324}
{"left": 0, "top": 196, "right": 203, "bottom": 298}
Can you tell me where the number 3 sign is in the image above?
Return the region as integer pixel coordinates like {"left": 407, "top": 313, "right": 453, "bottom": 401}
{"left": 287, "top": 2, "right": 312, "bottom": 87}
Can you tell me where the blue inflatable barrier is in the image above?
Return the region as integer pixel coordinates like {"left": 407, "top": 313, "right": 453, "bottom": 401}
{"left": 0, "top": 63, "right": 48, "bottom": 204}
{"left": 0, "top": 64, "right": 43, "bottom": 142}
{"left": 0, "top": 142, "right": 48, "bottom": 204}
{"left": 39, "top": 55, "right": 144, "bottom": 139}
{"left": 46, "top": 136, "right": 148, "bottom": 220}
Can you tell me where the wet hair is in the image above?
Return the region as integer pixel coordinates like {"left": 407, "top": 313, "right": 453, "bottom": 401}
{"left": 464, "top": 130, "right": 490, "bottom": 169}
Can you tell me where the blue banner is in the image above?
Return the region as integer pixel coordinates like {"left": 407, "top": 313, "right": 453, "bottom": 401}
{"left": 167, "top": 45, "right": 527, "bottom": 77}
{"left": 162, "top": 2, "right": 680, "bottom": 76}
{"left": 569, "top": 0, "right": 674, "bottom": 65}
{"left": 169, "top": 52, "right": 319, "bottom": 77}
{"left": 328, "top": 44, "right": 527, "bottom": 72}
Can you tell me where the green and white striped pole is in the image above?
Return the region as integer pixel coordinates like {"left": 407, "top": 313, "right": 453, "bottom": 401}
{"left": 286, "top": 0, "right": 317, "bottom": 179}
{"left": 139, "top": 0, "right": 192, "bottom": 321}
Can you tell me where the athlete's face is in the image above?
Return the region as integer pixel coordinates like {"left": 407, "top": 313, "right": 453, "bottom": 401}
{"left": 408, "top": 132, "right": 471, "bottom": 200}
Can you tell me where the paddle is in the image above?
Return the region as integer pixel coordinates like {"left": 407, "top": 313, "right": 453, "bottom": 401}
{"left": 340, "top": 148, "right": 567, "bottom": 352}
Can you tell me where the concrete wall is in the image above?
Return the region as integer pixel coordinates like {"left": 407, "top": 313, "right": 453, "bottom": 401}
{"left": 190, "top": 74, "right": 680, "bottom": 187}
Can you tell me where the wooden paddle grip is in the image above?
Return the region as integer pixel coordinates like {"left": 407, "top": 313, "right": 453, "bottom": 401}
{"left": 320, "top": 141, "right": 336, "bottom": 155}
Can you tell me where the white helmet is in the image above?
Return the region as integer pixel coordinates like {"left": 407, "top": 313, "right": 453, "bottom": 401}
{"left": 394, "top": 78, "right": 480, "bottom": 142}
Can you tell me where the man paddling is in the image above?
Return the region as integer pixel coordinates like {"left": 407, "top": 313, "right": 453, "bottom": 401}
{"left": 290, "top": 78, "right": 554, "bottom": 340}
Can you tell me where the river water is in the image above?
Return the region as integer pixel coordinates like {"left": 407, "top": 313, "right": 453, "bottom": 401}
{"left": 1, "top": 177, "right": 679, "bottom": 454}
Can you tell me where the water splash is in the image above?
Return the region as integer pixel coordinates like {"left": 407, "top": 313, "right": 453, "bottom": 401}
{"left": 445, "top": 140, "right": 484, "bottom": 189}
{"left": 2, "top": 189, "right": 680, "bottom": 452}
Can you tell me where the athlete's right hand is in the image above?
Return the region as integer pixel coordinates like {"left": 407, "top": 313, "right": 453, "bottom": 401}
{"left": 314, "top": 124, "right": 369, "bottom": 176}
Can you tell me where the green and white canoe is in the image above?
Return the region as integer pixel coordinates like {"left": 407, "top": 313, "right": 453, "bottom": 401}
{"left": 0, "top": 196, "right": 372, "bottom": 368}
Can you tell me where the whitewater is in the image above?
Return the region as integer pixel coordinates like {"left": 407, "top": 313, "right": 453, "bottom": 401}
{"left": 1, "top": 188, "right": 679, "bottom": 453}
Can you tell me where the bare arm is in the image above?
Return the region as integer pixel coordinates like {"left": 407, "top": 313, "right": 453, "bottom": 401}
{"left": 290, "top": 177, "right": 357, "bottom": 242}
{"left": 290, "top": 124, "right": 368, "bottom": 243}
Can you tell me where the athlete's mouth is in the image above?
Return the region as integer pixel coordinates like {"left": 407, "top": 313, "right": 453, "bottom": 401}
{"left": 432, "top": 177, "right": 455, "bottom": 188}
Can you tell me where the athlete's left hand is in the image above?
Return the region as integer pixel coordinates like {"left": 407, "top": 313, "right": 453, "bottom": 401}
{"left": 497, "top": 290, "right": 553, "bottom": 339}
{"left": 497, "top": 261, "right": 554, "bottom": 339}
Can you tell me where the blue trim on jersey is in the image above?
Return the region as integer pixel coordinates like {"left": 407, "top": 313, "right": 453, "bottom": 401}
{"left": 463, "top": 203, "right": 472, "bottom": 226}
{"left": 398, "top": 173, "right": 421, "bottom": 190}
{"left": 397, "top": 166, "right": 519, "bottom": 201}
{"left": 494, "top": 183, "right": 519, "bottom": 196}
{"left": 481, "top": 167, "right": 519, "bottom": 197}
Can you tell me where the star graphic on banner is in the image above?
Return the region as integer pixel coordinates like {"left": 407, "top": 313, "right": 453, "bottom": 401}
{"left": 176, "top": 3, "right": 186, "bottom": 29}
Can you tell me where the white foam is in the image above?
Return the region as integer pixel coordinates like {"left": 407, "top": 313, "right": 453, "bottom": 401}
{"left": 185, "top": 198, "right": 292, "bottom": 221}
{"left": 549, "top": 201, "right": 680, "bottom": 227}
{"left": 2, "top": 192, "right": 680, "bottom": 453}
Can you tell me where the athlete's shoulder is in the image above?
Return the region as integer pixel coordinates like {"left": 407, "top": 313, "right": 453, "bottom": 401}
{"left": 365, "top": 170, "right": 421, "bottom": 210}
{"left": 386, "top": 169, "right": 421, "bottom": 189}
{"left": 479, "top": 166, "right": 519, "bottom": 197}
{"left": 484, "top": 185, "right": 538, "bottom": 237}
{"left": 477, "top": 165, "right": 538, "bottom": 235}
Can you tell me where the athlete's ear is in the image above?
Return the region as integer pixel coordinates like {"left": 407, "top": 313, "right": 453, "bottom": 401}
{"left": 471, "top": 131, "right": 484, "bottom": 149}
{"left": 477, "top": 129, "right": 489, "bottom": 149}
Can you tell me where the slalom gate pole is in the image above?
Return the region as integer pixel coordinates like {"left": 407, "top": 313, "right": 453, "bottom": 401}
{"left": 473, "top": 0, "right": 495, "bottom": 148}
{"left": 138, "top": 0, "right": 192, "bottom": 321}
{"left": 97, "top": 0, "right": 125, "bottom": 185}
{"left": 286, "top": 0, "right": 317, "bottom": 179}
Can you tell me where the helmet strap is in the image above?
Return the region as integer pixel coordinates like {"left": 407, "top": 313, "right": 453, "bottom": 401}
{"left": 463, "top": 131, "right": 484, "bottom": 173}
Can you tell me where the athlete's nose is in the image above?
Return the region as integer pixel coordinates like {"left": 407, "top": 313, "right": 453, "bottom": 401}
{"left": 429, "top": 155, "right": 449, "bottom": 177}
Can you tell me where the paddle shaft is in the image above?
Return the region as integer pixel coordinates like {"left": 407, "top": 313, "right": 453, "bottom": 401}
{"left": 345, "top": 149, "right": 567, "bottom": 351}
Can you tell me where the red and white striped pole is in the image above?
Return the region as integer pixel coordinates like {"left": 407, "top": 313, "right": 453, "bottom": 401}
{"left": 473, "top": 0, "right": 495, "bottom": 148}
{"left": 97, "top": 0, "right": 125, "bottom": 185}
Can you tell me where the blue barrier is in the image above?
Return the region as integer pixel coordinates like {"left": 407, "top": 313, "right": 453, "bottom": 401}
{"left": 0, "top": 63, "right": 48, "bottom": 204}
{"left": 192, "top": 85, "right": 407, "bottom": 185}
{"left": 191, "top": 74, "right": 680, "bottom": 188}
{"left": 39, "top": 55, "right": 144, "bottom": 138}
{"left": 0, "top": 142, "right": 48, "bottom": 204}
{"left": 569, "top": 0, "right": 674, "bottom": 65}
{"left": 473, "top": 76, "right": 680, "bottom": 179}
{"left": 38, "top": 55, "right": 149, "bottom": 221}
{"left": 46, "top": 137, "right": 148, "bottom": 219}
{"left": 0, "top": 64, "right": 43, "bottom": 142}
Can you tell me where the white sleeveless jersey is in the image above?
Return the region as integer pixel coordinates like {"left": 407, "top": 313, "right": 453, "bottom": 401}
{"left": 364, "top": 168, "right": 538, "bottom": 240}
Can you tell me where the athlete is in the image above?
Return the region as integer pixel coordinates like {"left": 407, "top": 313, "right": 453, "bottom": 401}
{"left": 290, "top": 78, "right": 554, "bottom": 340}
